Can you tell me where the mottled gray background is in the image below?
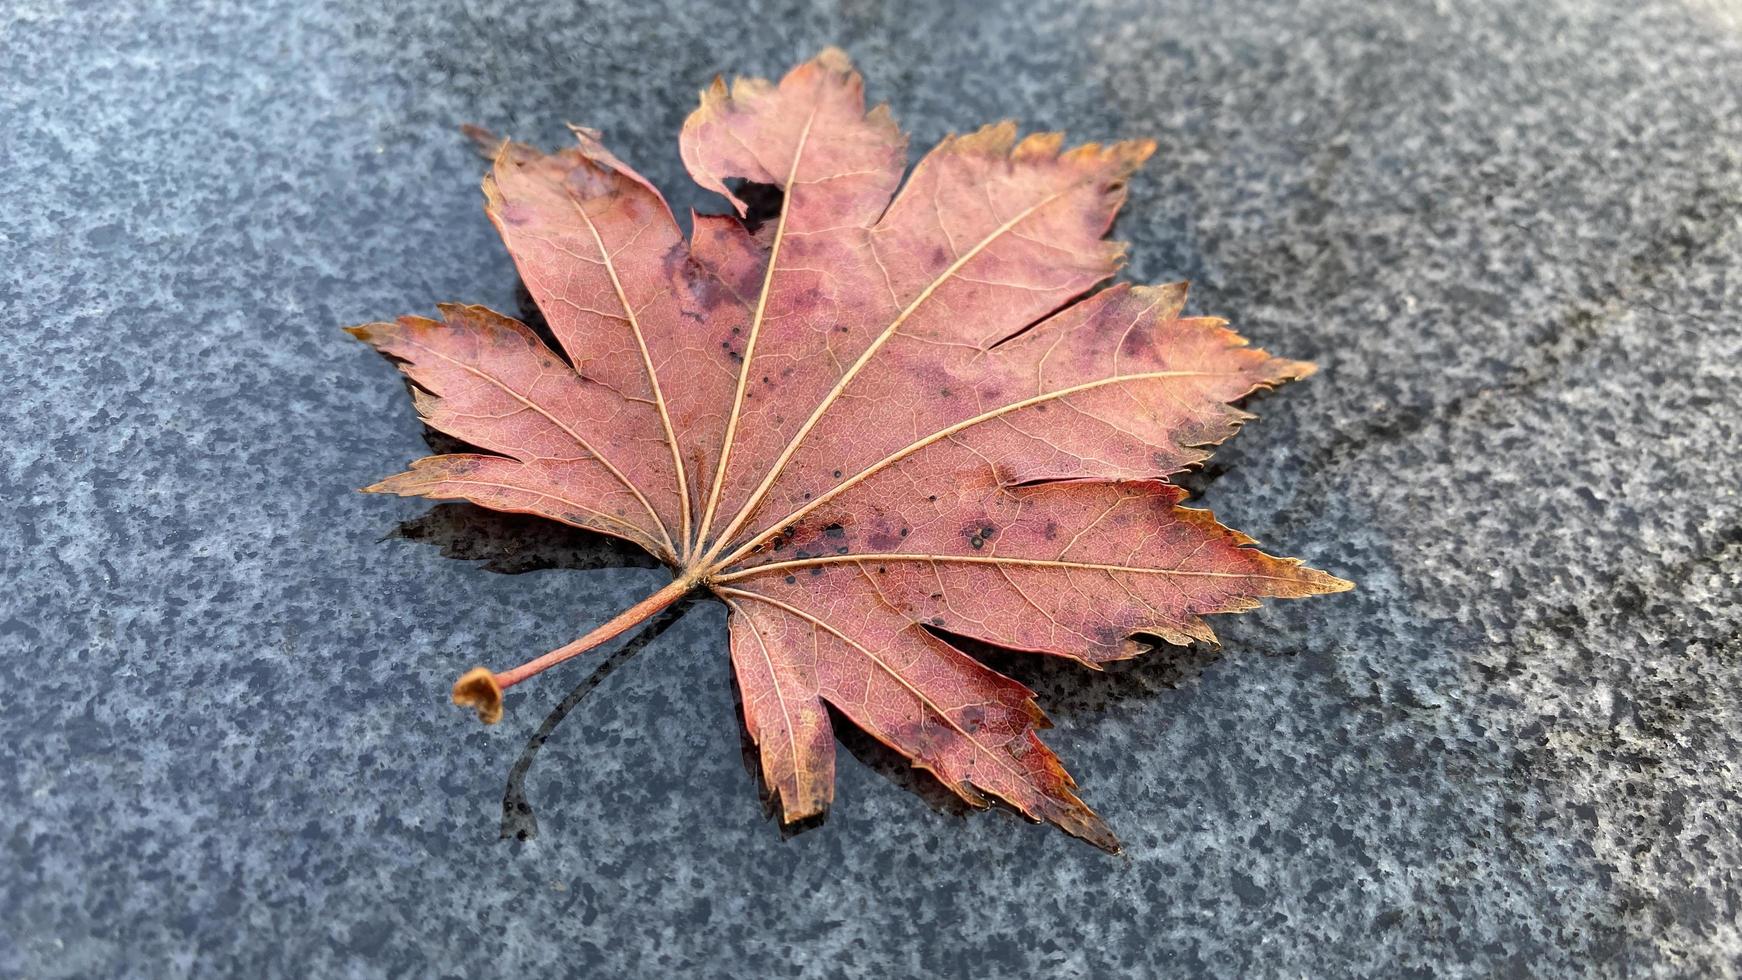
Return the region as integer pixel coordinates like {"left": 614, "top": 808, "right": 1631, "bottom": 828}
{"left": 4, "top": 0, "right": 1740, "bottom": 976}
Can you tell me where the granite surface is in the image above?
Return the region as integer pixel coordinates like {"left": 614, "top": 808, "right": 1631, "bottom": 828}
{"left": 4, "top": 0, "right": 1741, "bottom": 976}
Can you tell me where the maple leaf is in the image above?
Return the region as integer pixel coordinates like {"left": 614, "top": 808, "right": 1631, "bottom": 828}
{"left": 350, "top": 49, "right": 1351, "bottom": 851}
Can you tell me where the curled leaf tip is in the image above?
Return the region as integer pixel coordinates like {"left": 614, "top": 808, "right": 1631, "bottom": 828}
{"left": 452, "top": 667, "right": 503, "bottom": 724}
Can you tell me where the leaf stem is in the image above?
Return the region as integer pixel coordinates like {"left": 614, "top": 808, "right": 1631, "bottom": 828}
{"left": 451, "top": 573, "right": 699, "bottom": 723}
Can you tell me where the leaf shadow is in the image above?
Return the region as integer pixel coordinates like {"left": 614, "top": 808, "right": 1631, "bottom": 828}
{"left": 512, "top": 278, "right": 568, "bottom": 364}
{"left": 392, "top": 502, "right": 659, "bottom": 575}
{"left": 500, "top": 596, "right": 695, "bottom": 842}
{"left": 951, "top": 629, "right": 1233, "bottom": 722}
{"left": 722, "top": 178, "right": 786, "bottom": 234}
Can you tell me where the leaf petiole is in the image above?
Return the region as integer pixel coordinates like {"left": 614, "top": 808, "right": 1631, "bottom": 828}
{"left": 451, "top": 572, "right": 701, "bottom": 724}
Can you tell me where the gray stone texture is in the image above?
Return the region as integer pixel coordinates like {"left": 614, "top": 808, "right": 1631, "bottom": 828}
{"left": 3, "top": 0, "right": 1740, "bottom": 976}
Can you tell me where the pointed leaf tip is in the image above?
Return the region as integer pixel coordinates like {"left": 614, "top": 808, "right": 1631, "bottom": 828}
{"left": 452, "top": 668, "right": 503, "bottom": 724}
{"left": 459, "top": 123, "right": 505, "bottom": 159}
{"left": 1081, "top": 817, "right": 1123, "bottom": 854}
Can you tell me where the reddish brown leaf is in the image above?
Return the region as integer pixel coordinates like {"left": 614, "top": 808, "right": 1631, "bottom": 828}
{"left": 351, "top": 49, "right": 1352, "bottom": 851}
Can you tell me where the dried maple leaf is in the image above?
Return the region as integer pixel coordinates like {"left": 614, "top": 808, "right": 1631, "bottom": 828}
{"left": 350, "top": 49, "right": 1351, "bottom": 851}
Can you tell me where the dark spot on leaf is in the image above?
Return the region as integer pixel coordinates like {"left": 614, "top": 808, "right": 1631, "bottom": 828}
{"left": 785, "top": 575, "right": 797, "bottom": 584}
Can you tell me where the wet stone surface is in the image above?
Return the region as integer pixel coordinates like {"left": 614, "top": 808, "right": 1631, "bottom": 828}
{"left": 3, "top": 0, "right": 1741, "bottom": 976}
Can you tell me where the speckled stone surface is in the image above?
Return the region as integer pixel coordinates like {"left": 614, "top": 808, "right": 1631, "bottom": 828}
{"left": 4, "top": 0, "right": 1740, "bottom": 976}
